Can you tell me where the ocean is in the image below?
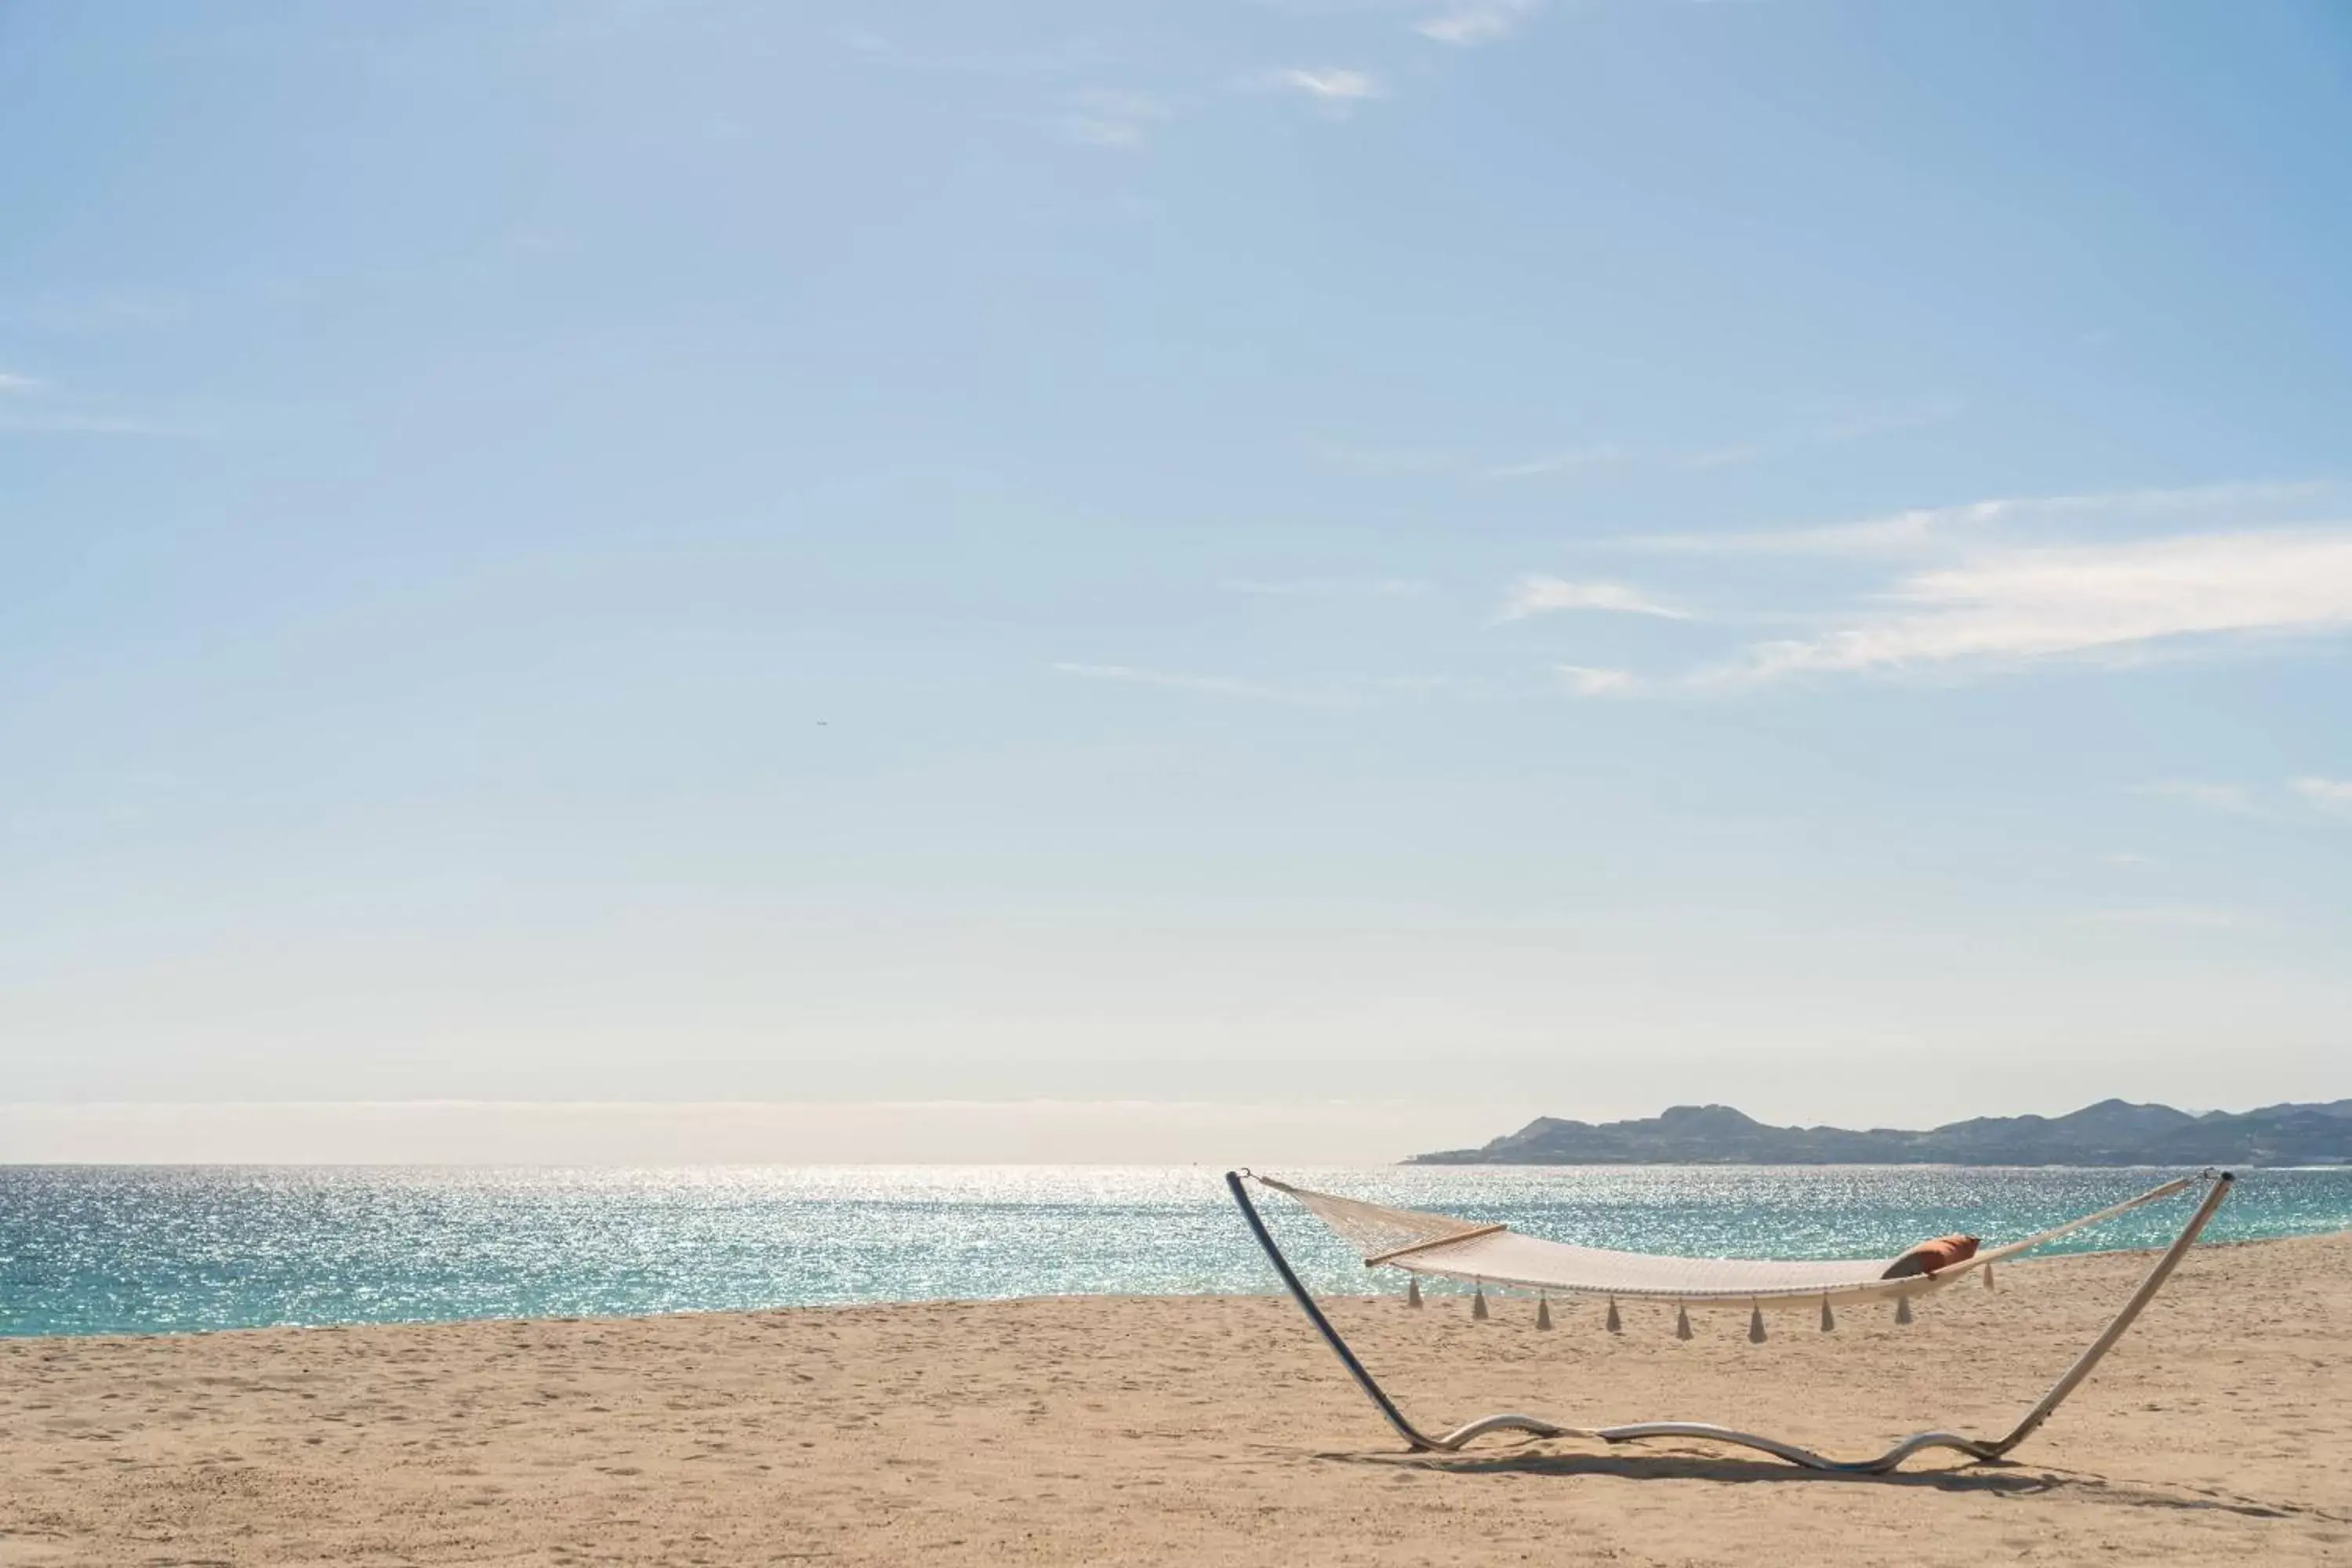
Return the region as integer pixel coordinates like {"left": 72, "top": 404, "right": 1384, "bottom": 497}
{"left": 5, "top": 1163, "right": 2349, "bottom": 1338}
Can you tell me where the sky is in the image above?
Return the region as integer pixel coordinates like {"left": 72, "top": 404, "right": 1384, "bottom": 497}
{"left": 4, "top": 2, "right": 2351, "bottom": 1161}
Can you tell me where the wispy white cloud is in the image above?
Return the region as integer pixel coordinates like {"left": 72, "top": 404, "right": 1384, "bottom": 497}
{"left": 2121, "top": 777, "right": 2352, "bottom": 819}
{"left": 1708, "top": 527, "right": 2352, "bottom": 683}
{"left": 1268, "top": 67, "right": 1383, "bottom": 111}
{"left": 2131, "top": 781, "right": 2259, "bottom": 815}
{"left": 1501, "top": 575, "right": 1691, "bottom": 622}
{"left": 0, "top": 369, "right": 44, "bottom": 394}
{"left": 1415, "top": 0, "right": 1539, "bottom": 45}
{"left": 1632, "top": 480, "right": 2332, "bottom": 558}
{"left": 1639, "top": 498, "right": 2011, "bottom": 556}
{"left": 1556, "top": 664, "right": 1635, "bottom": 697}
{"left": 2104, "top": 851, "right": 2155, "bottom": 866}
{"left": 1486, "top": 444, "right": 1621, "bottom": 480}
{"left": 1064, "top": 89, "right": 1172, "bottom": 148}
{"left": 2292, "top": 776, "right": 2352, "bottom": 813}
{"left": 1224, "top": 577, "right": 1429, "bottom": 597}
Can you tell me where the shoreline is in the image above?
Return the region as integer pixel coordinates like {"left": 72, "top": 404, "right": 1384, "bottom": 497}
{"left": 9, "top": 1225, "right": 2351, "bottom": 1346}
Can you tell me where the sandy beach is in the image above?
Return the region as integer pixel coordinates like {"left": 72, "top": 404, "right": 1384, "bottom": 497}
{"left": 3, "top": 1230, "right": 2346, "bottom": 1566}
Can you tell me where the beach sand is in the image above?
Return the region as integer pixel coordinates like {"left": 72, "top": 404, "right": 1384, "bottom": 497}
{"left": 2, "top": 1231, "right": 2347, "bottom": 1566}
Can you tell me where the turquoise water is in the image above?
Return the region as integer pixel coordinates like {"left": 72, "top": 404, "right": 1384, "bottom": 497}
{"left": 4, "top": 1164, "right": 2348, "bottom": 1338}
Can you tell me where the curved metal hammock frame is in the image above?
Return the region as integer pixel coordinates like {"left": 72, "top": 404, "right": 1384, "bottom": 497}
{"left": 1227, "top": 1167, "right": 2233, "bottom": 1473}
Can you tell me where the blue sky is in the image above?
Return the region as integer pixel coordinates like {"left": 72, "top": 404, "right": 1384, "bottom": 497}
{"left": 4, "top": 1, "right": 2350, "bottom": 1149}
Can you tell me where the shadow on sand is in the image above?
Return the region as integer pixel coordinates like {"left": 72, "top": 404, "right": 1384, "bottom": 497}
{"left": 1312, "top": 1443, "right": 2342, "bottom": 1523}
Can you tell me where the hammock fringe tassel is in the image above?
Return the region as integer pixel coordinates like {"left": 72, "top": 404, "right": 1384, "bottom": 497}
{"left": 1748, "top": 1303, "right": 1766, "bottom": 1344}
{"left": 1896, "top": 1294, "right": 1914, "bottom": 1326}
{"left": 1406, "top": 1276, "right": 1421, "bottom": 1308}
{"left": 1820, "top": 1298, "right": 1835, "bottom": 1333}
{"left": 1535, "top": 1294, "right": 1552, "bottom": 1330}
{"left": 1605, "top": 1298, "right": 1621, "bottom": 1334}
{"left": 1472, "top": 1283, "right": 1488, "bottom": 1321}
{"left": 1675, "top": 1303, "right": 1692, "bottom": 1341}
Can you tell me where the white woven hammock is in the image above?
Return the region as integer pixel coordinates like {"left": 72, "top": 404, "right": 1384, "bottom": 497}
{"left": 1258, "top": 1171, "right": 2200, "bottom": 1310}
{"left": 1229, "top": 1167, "right": 2235, "bottom": 1469}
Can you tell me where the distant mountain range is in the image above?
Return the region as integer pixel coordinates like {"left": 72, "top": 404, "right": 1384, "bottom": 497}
{"left": 1410, "top": 1098, "right": 2352, "bottom": 1167}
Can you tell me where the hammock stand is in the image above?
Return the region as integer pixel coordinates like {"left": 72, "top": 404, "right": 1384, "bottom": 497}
{"left": 1227, "top": 1167, "right": 2232, "bottom": 1473}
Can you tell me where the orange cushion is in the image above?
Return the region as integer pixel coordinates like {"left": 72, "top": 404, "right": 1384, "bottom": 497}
{"left": 1882, "top": 1234, "right": 1980, "bottom": 1279}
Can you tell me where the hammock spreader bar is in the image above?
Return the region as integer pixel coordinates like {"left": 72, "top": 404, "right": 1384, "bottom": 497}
{"left": 1226, "top": 1167, "right": 2232, "bottom": 1472}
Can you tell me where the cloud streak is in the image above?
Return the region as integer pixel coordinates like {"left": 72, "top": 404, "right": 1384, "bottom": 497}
{"left": 0, "top": 365, "right": 175, "bottom": 437}
{"left": 1486, "top": 444, "right": 1621, "bottom": 480}
{"left": 2292, "top": 776, "right": 2352, "bottom": 813}
{"left": 1064, "top": 89, "right": 1171, "bottom": 148}
{"left": 1632, "top": 480, "right": 2332, "bottom": 558}
{"left": 1501, "top": 575, "right": 1690, "bottom": 622}
{"left": 1710, "top": 527, "right": 2352, "bottom": 682}
{"left": 1415, "top": 0, "right": 1539, "bottom": 45}
{"left": 1268, "top": 67, "right": 1383, "bottom": 111}
{"left": 1555, "top": 664, "right": 1635, "bottom": 697}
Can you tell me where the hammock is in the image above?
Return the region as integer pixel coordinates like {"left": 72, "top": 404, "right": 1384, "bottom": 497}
{"left": 1228, "top": 1167, "right": 2234, "bottom": 1472}
{"left": 1257, "top": 1171, "right": 2198, "bottom": 1308}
